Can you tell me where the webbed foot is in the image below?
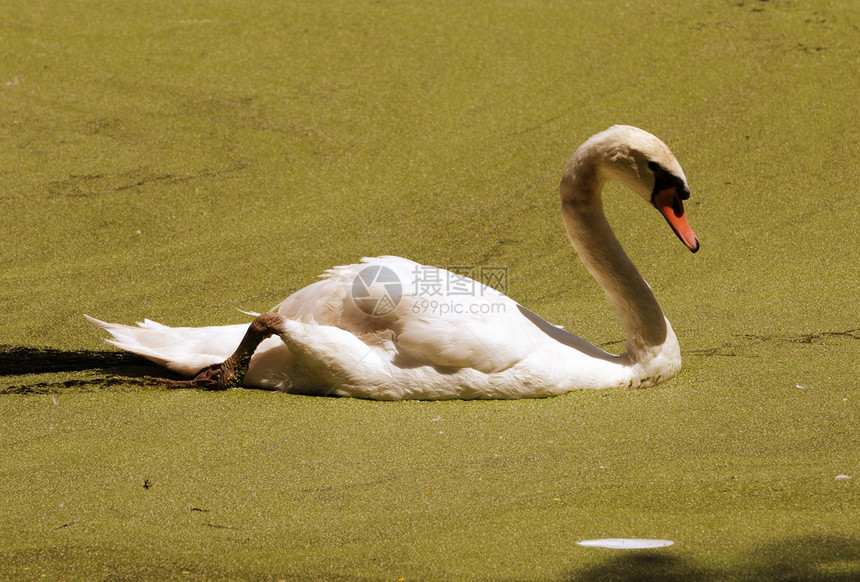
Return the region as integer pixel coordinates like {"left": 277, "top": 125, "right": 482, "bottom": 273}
{"left": 154, "top": 360, "right": 242, "bottom": 390}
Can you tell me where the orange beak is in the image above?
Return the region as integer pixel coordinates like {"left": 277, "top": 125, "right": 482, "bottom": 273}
{"left": 652, "top": 188, "right": 700, "bottom": 252}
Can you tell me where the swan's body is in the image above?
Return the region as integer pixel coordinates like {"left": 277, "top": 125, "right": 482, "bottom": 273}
{"left": 88, "top": 125, "right": 699, "bottom": 400}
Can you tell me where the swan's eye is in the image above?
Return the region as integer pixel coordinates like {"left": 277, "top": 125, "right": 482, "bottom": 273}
{"left": 647, "top": 161, "right": 660, "bottom": 172}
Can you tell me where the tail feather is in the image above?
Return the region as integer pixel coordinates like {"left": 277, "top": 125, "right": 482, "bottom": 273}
{"left": 84, "top": 315, "right": 249, "bottom": 376}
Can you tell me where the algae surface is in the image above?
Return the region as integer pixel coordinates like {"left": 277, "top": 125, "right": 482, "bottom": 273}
{"left": 1, "top": 0, "right": 858, "bottom": 579}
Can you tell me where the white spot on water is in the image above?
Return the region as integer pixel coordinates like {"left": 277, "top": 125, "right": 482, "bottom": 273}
{"left": 578, "top": 539, "right": 674, "bottom": 549}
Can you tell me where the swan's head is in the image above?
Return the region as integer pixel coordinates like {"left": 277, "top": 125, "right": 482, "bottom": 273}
{"left": 567, "top": 125, "right": 700, "bottom": 252}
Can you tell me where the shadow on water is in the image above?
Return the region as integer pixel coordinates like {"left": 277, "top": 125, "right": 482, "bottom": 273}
{"left": 0, "top": 345, "right": 168, "bottom": 393}
{"left": 565, "top": 552, "right": 715, "bottom": 582}
{"left": 0, "top": 345, "right": 154, "bottom": 376}
{"left": 0, "top": 345, "right": 309, "bottom": 395}
{"left": 746, "top": 535, "right": 860, "bottom": 582}
{"left": 564, "top": 535, "right": 860, "bottom": 581}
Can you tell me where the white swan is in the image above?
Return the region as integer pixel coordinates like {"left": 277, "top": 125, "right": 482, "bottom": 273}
{"left": 87, "top": 125, "right": 699, "bottom": 400}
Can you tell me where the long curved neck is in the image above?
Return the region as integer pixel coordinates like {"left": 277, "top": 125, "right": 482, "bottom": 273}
{"left": 560, "top": 158, "right": 669, "bottom": 360}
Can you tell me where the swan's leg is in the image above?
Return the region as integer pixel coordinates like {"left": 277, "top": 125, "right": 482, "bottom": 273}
{"left": 159, "top": 312, "right": 286, "bottom": 390}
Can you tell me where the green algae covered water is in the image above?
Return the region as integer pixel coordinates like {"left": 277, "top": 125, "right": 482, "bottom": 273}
{"left": 1, "top": 1, "right": 858, "bottom": 579}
